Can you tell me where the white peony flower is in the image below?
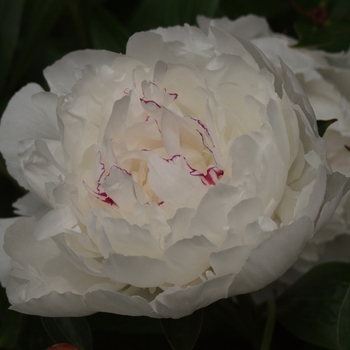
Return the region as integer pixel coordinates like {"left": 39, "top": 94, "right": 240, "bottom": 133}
{"left": 198, "top": 14, "right": 350, "bottom": 285}
{"left": 0, "top": 24, "right": 348, "bottom": 318}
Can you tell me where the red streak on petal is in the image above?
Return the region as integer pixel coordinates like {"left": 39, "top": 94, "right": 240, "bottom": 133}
{"left": 162, "top": 154, "right": 224, "bottom": 186}
{"left": 168, "top": 92, "right": 178, "bottom": 100}
{"left": 140, "top": 98, "right": 162, "bottom": 109}
{"left": 83, "top": 154, "right": 118, "bottom": 207}
{"left": 189, "top": 116, "right": 214, "bottom": 146}
{"left": 189, "top": 165, "right": 224, "bottom": 186}
{"left": 100, "top": 192, "right": 117, "bottom": 205}
{"left": 83, "top": 181, "right": 118, "bottom": 207}
{"left": 197, "top": 130, "right": 215, "bottom": 160}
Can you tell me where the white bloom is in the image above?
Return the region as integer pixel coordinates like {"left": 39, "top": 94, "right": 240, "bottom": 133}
{"left": 199, "top": 14, "right": 350, "bottom": 284}
{"left": 0, "top": 24, "right": 348, "bottom": 318}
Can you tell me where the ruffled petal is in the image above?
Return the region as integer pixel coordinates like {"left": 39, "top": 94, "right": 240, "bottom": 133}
{"left": 228, "top": 216, "right": 313, "bottom": 295}
{"left": 44, "top": 50, "right": 119, "bottom": 94}
{"left": 102, "top": 254, "right": 168, "bottom": 288}
{"left": 0, "top": 218, "right": 18, "bottom": 286}
{"left": 153, "top": 274, "right": 234, "bottom": 318}
{"left": 0, "top": 84, "right": 60, "bottom": 188}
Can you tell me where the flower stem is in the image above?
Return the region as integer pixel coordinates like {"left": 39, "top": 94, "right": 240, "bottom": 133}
{"left": 260, "top": 300, "right": 276, "bottom": 350}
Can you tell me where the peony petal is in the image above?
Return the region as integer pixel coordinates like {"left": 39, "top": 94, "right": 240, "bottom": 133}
{"left": 186, "top": 183, "right": 239, "bottom": 244}
{"left": 165, "top": 207, "right": 196, "bottom": 248}
{"left": 10, "top": 291, "right": 93, "bottom": 317}
{"left": 227, "top": 197, "right": 263, "bottom": 240}
{"left": 315, "top": 172, "right": 350, "bottom": 232}
{"left": 0, "top": 218, "right": 18, "bottom": 286}
{"left": 228, "top": 216, "right": 313, "bottom": 295}
{"left": 101, "top": 216, "right": 162, "bottom": 258}
{"left": 13, "top": 193, "right": 50, "bottom": 219}
{"left": 18, "top": 139, "right": 65, "bottom": 203}
{"left": 146, "top": 152, "right": 206, "bottom": 207}
{"left": 33, "top": 207, "right": 78, "bottom": 240}
{"left": 85, "top": 287, "right": 158, "bottom": 317}
{"left": 293, "top": 165, "right": 327, "bottom": 222}
{"left": 161, "top": 109, "right": 182, "bottom": 158}
{"left": 210, "top": 245, "right": 252, "bottom": 277}
{"left": 52, "top": 233, "right": 104, "bottom": 277}
{"left": 102, "top": 254, "right": 168, "bottom": 288}
{"left": 153, "top": 274, "right": 234, "bottom": 318}
{"left": 4, "top": 218, "right": 108, "bottom": 308}
{"left": 100, "top": 166, "right": 138, "bottom": 213}
{"left": 0, "top": 85, "right": 60, "bottom": 188}
{"left": 198, "top": 15, "right": 271, "bottom": 38}
{"left": 162, "top": 235, "right": 217, "bottom": 285}
{"left": 44, "top": 50, "right": 119, "bottom": 94}
{"left": 127, "top": 32, "right": 166, "bottom": 67}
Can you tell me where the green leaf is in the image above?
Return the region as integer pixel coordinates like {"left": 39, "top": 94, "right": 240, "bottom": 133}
{"left": 161, "top": 309, "right": 203, "bottom": 350}
{"left": 41, "top": 317, "right": 93, "bottom": 350}
{"left": 8, "top": 0, "right": 68, "bottom": 93}
{"left": 0, "top": 0, "right": 24, "bottom": 95}
{"left": 277, "top": 262, "right": 350, "bottom": 350}
{"left": 0, "top": 310, "right": 23, "bottom": 348}
{"left": 317, "top": 119, "right": 337, "bottom": 137}
{"left": 294, "top": 20, "right": 350, "bottom": 52}
{"left": 294, "top": 22, "right": 334, "bottom": 49}
{"left": 220, "top": 0, "right": 290, "bottom": 20}
{"left": 129, "top": 0, "right": 220, "bottom": 32}
{"left": 89, "top": 6, "right": 131, "bottom": 54}
{"left": 331, "top": 0, "right": 350, "bottom": 20}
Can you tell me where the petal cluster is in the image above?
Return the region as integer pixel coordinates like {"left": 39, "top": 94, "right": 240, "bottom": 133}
{"left": 0, "top": 23, "right": 348, "bottom": 318}
{"left": 199, "top": 15, "right": 350, "bottom": 285}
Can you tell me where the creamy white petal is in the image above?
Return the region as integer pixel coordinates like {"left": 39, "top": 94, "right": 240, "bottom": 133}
{"left": 13, "top": 193, "right": 50, "bottom": 219}
{"left": 10, "top": 291, "right": 93, "bottom": 317}
{"left": 33, "top": 207, "right": 78, "bottom": 240}
{"left": 228, "top": 216, "right": 313, "bottom": 295}
{"left": 44, "top": 50, "right": 119, "bottom": 94}
{"left": 102, "top": 254, "right": 168, "bottom": 288}
{"left": 153, "top": 274, "right": 234, "bottom": 318}
{"left": 186, "top": 184, "right": 239, "bottom": 244}
{"left": 0, "top": 84, "right": 60, "bottom": 188}
{"left": 0, "top": 218, "right": 18, "bottom": 286}
{"left": 4, "top": 218, "right": 108, "bottom": 307}
{"left": 86, "top": 287, "right": 158, "bottom": 317}
{"left": 162, "top": 235, "right": 217, "bottom": 285}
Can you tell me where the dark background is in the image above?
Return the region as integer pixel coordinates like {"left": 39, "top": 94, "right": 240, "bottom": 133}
{"left": 1, "top": 0, "right": 350, "bottom": 349}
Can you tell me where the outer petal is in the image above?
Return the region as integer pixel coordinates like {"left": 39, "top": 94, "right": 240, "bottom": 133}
{"left": 162, "top": 235, "right": 217, "bottom": 286}
{"left": 197, "top": 15, "right": 271, "bottom": 38}
{"left": 44, "top": 50, "right": 119, "bottom": 94}
{"left": 102, "top": 254, "right": 168, "bottom": 288}
{"left": 85, "top": 287, "right": 158, "bottom": 317}
{"left": 33, "top": 207, "right": 78, "bottom": 240}
{"left": 186, "top": 183, "right": 240, "bottom": 245}
{"left": 10, "top": 291, "right": 93, "bottom": 317}
{"left": 0, "top": 218, "right": 18, "bottom": 286}
{"left": 315, "top": 172, "right": 350, "bottom": 232}
{"left": 153, "top": 274, "right": 234, "bottom": 318}
{"left": 4, "top": 218, "right": 108, "bottom": 316}
{"left": 0, "top": 84, "right": 60, "bottom": 188}
{"left": 227, "top": 216, "right": 313, "bottom": 295}
{"left": 13, "top": 193, "right": 50, "bottom": 219}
